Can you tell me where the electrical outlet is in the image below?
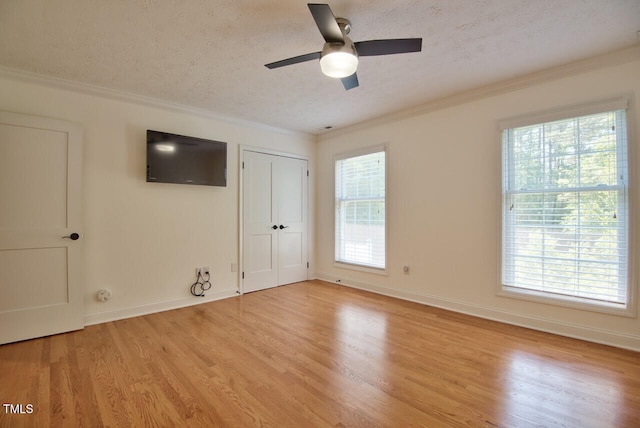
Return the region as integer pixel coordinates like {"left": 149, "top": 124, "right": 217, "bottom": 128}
{"left": 203, "top": 266, "right": 210, "bottom": 275}
{"left": 97, "top": 289, "right": 112, "bottom": 302}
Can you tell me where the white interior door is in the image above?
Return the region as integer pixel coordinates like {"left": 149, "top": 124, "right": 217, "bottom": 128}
{"left": 277, "top": 156, "right": 308, "bottom": 285}
{"left": 243, "top": 151, "right": 279, "bottom": 292}
{"left": 0, "top": 111, "right": 84, "bottom": 345}
{"left": 242, "top": 150, "right": 308, "bottom": 293}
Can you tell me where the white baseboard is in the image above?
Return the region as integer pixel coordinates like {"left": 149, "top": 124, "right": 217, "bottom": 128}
{"left": 316, "top": 273, "right": 640, "bottom": 352}
{"left": 84, "top": 289, "right": 239, "bottom": 326}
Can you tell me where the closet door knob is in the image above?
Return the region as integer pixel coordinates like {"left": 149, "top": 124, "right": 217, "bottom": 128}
{"left": 271, "top": 225, "right": 278, "bottom": 230}
{"left": 62, "top": 232, "right": 80, "bottom": 240}
{"left": 279, "top": 225, "right": 289, "bottom": 229}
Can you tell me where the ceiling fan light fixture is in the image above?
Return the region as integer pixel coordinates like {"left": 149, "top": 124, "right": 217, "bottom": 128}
{"left": 264, "top": 4, "right": 423, "bottom": 90}
{"left": 320, "top": 43, "right": 358, "bottom": 78}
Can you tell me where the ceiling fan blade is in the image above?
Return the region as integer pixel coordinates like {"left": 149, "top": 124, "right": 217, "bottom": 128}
{"left": 265, "top": 51, "right": 321, "bottom": 69}
{"left": 308, "top": 3, "right": 344, "bottom": 43}
{"left": 354, "top": 38, "right": 422, "bottom": 56}
{"left": 341, "top": 73, "right": 359, "bottom": 90}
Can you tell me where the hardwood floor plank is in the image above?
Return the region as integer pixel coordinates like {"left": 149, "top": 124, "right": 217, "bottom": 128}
{"left": 1, "top": 280, "right": 639, "bottom": 427}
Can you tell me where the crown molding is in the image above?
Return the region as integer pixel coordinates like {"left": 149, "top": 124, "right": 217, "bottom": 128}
{"left": 0, "top": 65, "right": 312, "bottom": 139}
{"left": 319, "top": 44, "right": 640, "bottom": 140}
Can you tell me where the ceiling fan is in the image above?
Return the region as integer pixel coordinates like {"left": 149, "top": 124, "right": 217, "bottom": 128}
{"left": 265, "top": 3, "right": 422, "bottom": 90}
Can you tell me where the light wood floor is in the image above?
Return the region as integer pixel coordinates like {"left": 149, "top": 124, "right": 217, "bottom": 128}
{"left": 1, "top": 280, "right": 639, "bottom": 427}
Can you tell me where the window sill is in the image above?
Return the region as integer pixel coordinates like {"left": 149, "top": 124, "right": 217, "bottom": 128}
{"left": 498, "top": 286, "right": 636, "bottom": 318}
{"left": 333, "top": 261, "right": 388, "bottom": 276}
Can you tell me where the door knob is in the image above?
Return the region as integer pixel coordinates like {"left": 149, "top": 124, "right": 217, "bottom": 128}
{"left": 279, "top": 225, "right": 289, "bottom": 229}
{"left": 271, "top": 225, "right": 278, "bottom": 230}
{"left": 62, "top": 233, "right": 80, "bottom": 240}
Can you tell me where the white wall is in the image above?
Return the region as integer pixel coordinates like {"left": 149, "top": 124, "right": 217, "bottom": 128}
{"left": 0, "top": 72, "right": 316, "bottom": 324}
{"left": 316, "top": 56, "right": 640, "bottom": 351}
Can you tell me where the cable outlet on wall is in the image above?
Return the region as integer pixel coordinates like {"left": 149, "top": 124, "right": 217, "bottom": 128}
{"left": 203, "top": 266, "right": 210, "bottom": 275}
{"left": 196, "top": 267, "right": 202, "bottom": 276}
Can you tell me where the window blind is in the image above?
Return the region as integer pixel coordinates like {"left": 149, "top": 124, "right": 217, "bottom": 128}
{"left": 335, "top": 149, "right": 386, "bottom": 269}
{"left": 502, "top": 109, "right": 629, "bottom": 305}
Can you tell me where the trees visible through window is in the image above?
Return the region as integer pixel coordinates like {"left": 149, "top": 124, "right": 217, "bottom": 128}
{"left": 501, "top": 105, "right": 630, "bottom": 309}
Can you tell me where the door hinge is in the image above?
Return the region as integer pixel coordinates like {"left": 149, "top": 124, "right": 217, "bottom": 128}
{"left": 307, "top": 262, "right": 309, "bottom": 268}
{"left": 307, "top": 170, "right": 309, "bottom": 177}
{"left": 242, "top": 161, "right": 245, "bottom": 169}
{"left": 242, "top": 272, "right": 245, "bottom": 279}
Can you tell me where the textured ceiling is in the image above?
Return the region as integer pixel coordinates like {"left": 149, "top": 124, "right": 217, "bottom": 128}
{"left": 0, "top": 0, "right": 638, "bottom": 134}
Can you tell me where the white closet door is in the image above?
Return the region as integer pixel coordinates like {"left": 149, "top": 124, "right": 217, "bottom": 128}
{"left": 277, "top": 155, "right": 308, "bottom": 285}
{"left": 243, "top": 151, "right": 279, "bottom": 292}
{"left": 242, "top": 151, "right": 307, "bottom": 293}
{"left": 0, "top": 111, "right": 84, "bottom": 344}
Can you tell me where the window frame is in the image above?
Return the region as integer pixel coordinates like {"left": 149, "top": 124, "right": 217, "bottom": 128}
{"left": 333, "top": 145, "right": 388, "bottom": 274}
{"left": 497, "top": 96, "right": 637, "bottom": 317}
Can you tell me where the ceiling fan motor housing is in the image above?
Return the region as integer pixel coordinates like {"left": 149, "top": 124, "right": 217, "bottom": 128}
{"left": 335, "top": 17, "right": 352, "bottom": 34}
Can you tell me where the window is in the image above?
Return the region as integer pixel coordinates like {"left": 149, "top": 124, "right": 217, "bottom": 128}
{"left": 501, "top": 99, "right": 631, "bottom": 311}
{"left": 335, "top": 147, "right": 386, "bottom": 270}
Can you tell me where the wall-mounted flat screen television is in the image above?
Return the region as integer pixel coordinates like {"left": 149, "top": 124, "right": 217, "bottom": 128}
{"left": 146, "top": 130, "right": 227, "bottom": 187}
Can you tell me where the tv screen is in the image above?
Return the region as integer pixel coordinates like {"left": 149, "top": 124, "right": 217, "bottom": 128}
{"left": 146, "top": 130, "right": 227, "bottom": 187}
